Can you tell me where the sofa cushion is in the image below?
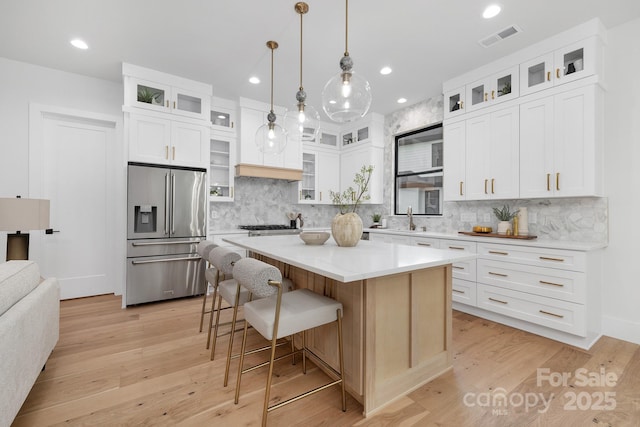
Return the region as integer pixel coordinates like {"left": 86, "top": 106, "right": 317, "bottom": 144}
{"left": 0, "top": 260, "right": 41, "bottom": 316}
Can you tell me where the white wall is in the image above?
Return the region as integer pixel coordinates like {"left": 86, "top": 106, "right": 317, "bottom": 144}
{"left": 602, "top": 17, "right": 640, "bottom": 344}
{"left": 0, "top": 57, "right": 123, "bottom": 260}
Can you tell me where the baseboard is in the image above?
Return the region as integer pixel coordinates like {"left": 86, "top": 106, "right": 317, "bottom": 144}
{"left": 602, "top": 315, "right": 640, "bottom": 345}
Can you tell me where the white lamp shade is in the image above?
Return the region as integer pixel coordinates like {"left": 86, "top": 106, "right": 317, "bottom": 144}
{"left": 322, "top": 69, "right": 372, "bottom": 123}
{"left": 0, "top": 198, "right": 50, "bottom": 231}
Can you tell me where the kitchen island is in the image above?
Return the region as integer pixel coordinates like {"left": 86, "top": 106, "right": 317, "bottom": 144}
{"left": 223, "top": 234, "right": 476, "bottom": 416}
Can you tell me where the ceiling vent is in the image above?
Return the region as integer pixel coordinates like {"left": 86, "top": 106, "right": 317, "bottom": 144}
{"left": 479, "top": 25, "right": 522, "bottom": 48}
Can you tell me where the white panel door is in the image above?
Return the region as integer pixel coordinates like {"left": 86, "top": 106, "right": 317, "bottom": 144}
{"left": 39, "top": 114, "right": 116, "bottom": 299}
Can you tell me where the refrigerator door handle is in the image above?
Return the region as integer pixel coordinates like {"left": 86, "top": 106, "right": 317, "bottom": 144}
{"left": 131, "top": 240, "right": 202, "bottom": 247}
{"left": 171, "top": 173, "right": 176, "bottom": 235}
{"left": 164, "top": 172, "right": 170, "bottom": 235}
{"left": 131, "top": 256, "right": 202, "bottom": 265}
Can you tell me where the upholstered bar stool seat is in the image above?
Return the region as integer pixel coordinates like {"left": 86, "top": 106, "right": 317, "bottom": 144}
{"left": 233, "top": 258, "right": 346, "bottom": 427}
{"left": 197, "top": 240, "right": 218, "bottom": 332}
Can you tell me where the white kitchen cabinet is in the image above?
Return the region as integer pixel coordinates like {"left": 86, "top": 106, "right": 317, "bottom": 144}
{"left": 210, "top": 96, "right": 237, "bottom": 134}
{"left": 298, "top": 148, "right": 340, "bottom": 204}
{"left": 466, "top": 66, "right": 519, "bottom": 112}
{"left": 520, "top": 36, "right": 603, "bottom": 97}
{"left": 340, "top": 113, "right": 384, "bottom": 149}
{"left": 123, "top": 63, "right": 211, "bottom": 122}
{"left": 237, "top": 98, "right": 301, "bottom": 175}
{"left": 443, "top": 120, "right": 466, "bottom": 201}
{"left": 444, "top": 86, "right": 466, "bottom": 120}
{"left": 340, "top": 144, "right": 384, "bottom": 205}
{"left": 318, "top": 124, "right": 340, "bottom": 149}
{"left": 520, "top": 84, "right": 602, "bottom": 198}
{"left": 209, "top": 131, "right": 236, "bottom": 202}
{"left": 128, "top": 113, "right": 209, "bottom": 168}
{"left": 465, "top": 106, "right": 519, "bottom": 200}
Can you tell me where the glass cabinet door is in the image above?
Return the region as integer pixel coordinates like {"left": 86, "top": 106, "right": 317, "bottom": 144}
{"left": 210, "top": 107, "right": 236, "bottom": 133}
{"left": 319, "top": 131, "right": 338, "bottom": 147}
{"left": 300, "top": 152, "right": 317, "bottom": 202}
{"left": 520, "top": 52, "right": 555, "bottom": 96}
{"left": 209, "top": 137, "right": 234, "bottom": 201}
{"left": 131, "top": 79, "right": 171, "bottom": 113}
{"left": 553, "top": 38, "right": 596, "bottom": 86}
{"left": 172, "top": 87, "right": 207, "bottom": 121}
{"left": 467, "top": 79, "right": 489, "bottom": 111}
{"left": 444, "top": 87, "right": 465, "bottom": 119}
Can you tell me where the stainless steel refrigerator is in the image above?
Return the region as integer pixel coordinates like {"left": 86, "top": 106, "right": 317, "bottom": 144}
{"left": 126, "top": 163, "right": 207, "bottom": 305}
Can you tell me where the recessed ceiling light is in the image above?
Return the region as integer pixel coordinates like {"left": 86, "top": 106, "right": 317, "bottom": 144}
{"left": 380, "top": 66, "right": 392, "bottom": 75}
{"left": 397, "top": 98, "right": 407, "bottom": 104}
{"left": 249, "top": 76, "right": 260, "bottom": 84}
{"left": 483, "top": 4, "right": 501, "bottom": 19}
{"left": 70, "top": 38, "right": 88, "bottom": 50}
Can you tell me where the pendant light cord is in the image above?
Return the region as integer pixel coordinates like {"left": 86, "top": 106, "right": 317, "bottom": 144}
{"left": 270, "top": 44, "right": 275, "bottom": 112}
{"left": 344, "top": 0, "right": 349, "bottom": 56}
{"left": 299, "top": 10, "right": 303, "bottom": 90}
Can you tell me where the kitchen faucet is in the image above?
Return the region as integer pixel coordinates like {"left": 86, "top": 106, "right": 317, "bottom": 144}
{"left": 407, "top": 206, "right": 415, "bottom": 231}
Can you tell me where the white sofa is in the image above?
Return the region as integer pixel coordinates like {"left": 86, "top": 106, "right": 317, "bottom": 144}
{"left": 0, "top": 260, "right": 59, "bottom": 427}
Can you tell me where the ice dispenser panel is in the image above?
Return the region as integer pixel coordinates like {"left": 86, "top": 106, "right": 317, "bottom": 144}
{"left": 134, "top": 205, "right": 157, "bottom": 233}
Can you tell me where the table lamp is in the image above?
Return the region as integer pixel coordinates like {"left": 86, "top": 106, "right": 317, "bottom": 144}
{"left": 0, "top": 196, "right": 50, "bottom": 261}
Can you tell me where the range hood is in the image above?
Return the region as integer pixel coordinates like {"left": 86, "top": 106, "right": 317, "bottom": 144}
{"left": 235, "top": 163, "right": 302, "bottom": 181}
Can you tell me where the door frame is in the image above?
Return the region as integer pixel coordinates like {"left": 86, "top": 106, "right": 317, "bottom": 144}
{"left": 28, "top": 103, "right": 125, "bottom": 297}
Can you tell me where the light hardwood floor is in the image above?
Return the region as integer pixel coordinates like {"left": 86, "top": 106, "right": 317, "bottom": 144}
{"left": 13, "top": 295, "right": 640, "bottom": 426}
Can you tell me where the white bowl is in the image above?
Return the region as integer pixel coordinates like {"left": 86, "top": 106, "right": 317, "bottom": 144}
{"left": 299, "top": 231, "right": 330, "bottom": 245}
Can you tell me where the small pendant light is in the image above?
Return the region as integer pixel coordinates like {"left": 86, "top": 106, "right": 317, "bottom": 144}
{"left": 255, "top": 41, "right": 288, "bottom": 154}
{"left": 321, "top": 0, "right": 372, "bottom": 123}
{"left": 285, "top": 2, "right": 320, "bottom": 142}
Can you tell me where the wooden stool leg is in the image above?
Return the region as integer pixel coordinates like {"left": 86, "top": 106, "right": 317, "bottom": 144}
{"left": 337, "top": 308, "right": 346, "bottom": 411}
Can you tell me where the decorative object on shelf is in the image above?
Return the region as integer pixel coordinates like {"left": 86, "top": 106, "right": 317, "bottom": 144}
{"left": 137, "top": 86, "right": 159, "bottom": 104}
{"left": 492, "top": 204, "right": 519, "bottom": 235}
{"left": 472, "top": 225, "right": 493, "bottom": 233}
{"left": 517, "top": 207, "right": 529, "bottom": 236}
{"left": 498, "top": 81, "right": 511, "bottom": 96}
{"left": 371, "top": 213, "right": 382, "bottom": 227}
{"left": 321, "top": 0, "right": 372, "bottom": 123}
{"left": 0, "top": 196, "right": 50, "bottom": 261}
{"left": 299, "top": 231, "right": 330, "bottom": 245}
{"left": 255, "top": 41, "right": 287, "bottom": 154}
{"left": 330, "top": 165, "right": 373, "bottom": 246}
{"left": 284, "top": 2, "right": 320, "bottom": 143}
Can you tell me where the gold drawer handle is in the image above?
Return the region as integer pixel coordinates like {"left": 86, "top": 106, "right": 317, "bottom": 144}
{"left": 484, "top": 179, "right": 488, "bottom": 194}
{"left": 547, "top": 173, "right": 551, "bottom": 191}
{"left": 539, "top": 256, "right": 565, "bottom": 262}
{"left": 539, "top": 309, "right": 564, "bottom": 319}
{"left": 489, "top": 297, "right": 508, "bottom": 304}
{"left": 539, "top": 280, "right": 564, "bottom": 287}
{"left": 484, "top": 92, "right": 488, "bottom": 102}
{"left": 459, "top": 181, "right": 463, "bottom": 196}
{"left": 556, "top": 68, "right": 561, "bottom": 79}
{"left": 489, "top": 271, "right": 508, "bottom": 277}
{"left": 491, "top": 178, "right": 495, "bottom": 194}
{"left": 547, "top": 71, "right": 551, "bottom": 81}
{"left": 491, "top": 90, "right": 495, "bottom": 100}
{"left": 556, "top": 172, "right": 560, "bottom": 191}
{"left": 452, "top": 265, "right": 464, "bottom": 270}
{"left": 489, "top": 250, "right": 509, "bottom": 256}
{"left": 460, "top": 101, "right": 464, "bottom": 109}
{"left": 448, "top": 246, "right": 465, "bottom": 250}
{"left": 453, "top": 289, "right": 465, "bottom": 294}
{"left": 416, "top": 242, "right": 432, "bottom": 247}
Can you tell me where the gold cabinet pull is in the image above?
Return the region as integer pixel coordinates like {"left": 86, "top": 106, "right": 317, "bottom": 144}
{"left": 489, "top": 271, "right": 508, "bottom": 277}
{"left": 448, "top": 246, "right": 465, "bottom": 250}
{"left": 556, "top": 172, "right": 560, "bottom": 191}
{"left": 319, "top": 191, "right": 322, "bottom": 201}
{"left": 556, "top": 68, "right": 561, "bottom": 79}
{"left": 231, "top": 122, "right": 234, "bottom": 128}
{"left": 299, "top": 190, "right": 302, "bottom": 200}
{"left": 539, "top": 309, "right": 564, "bottom": 319}
{"left": 484, "top": 92, "right": 488, "bottom": 102}
{"left": 453, "top": 289, "right": 465, "bottom": 294}
{"left": 416, "top": 242, "right": 432, "bottom": 247}
{"left": 459, "top": 181, "right": 464, "bottom": 196}
{"left": 230, "top": 187, "right": 234, "bottom": 198}
{"left": 452, "top": 265, "right": 464, "bottom": 269}
{"left": 460, "top": 101, "right": 464, "bottom": 109}
{"left": 547, "top": 71, "right": 551, "bottom": 81}
{"left": 173, "top": 101, "right": 177, "bottom": 109}
{"left": 489, "top": 250, "right": 509, "bottom": 256}
{"left": 484, "top": 179, "right": 488, "bottom": 194}
{"left": 172, "top": 146, "right": 176, "bottom": 160}
{"left": 547, "top": 173, "right": 551, "bottom": 191}
{"left": 165, "top": 145, "right": 169, "bottom": 160}
{"left": 489, "top": 297, "right": 508, "bottom": 304}
{"left": 540, "top": 256, "right": 565, "bottom": 262}
{"left": 491, "top": 178, "right": 495, "bottom": 194}
{"left": 166, "top": 100, "right": 169, "bottom": 108}
{"left": 539, "top": 280, "right": 564, "bottom": 287}
{"left": 491, "top": 90, "right": 495, "bottom": 100}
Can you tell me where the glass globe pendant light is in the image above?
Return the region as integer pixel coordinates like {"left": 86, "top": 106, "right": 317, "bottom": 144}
{"left": 321, "top": 0, "right": 372, "bottom": 123}
{"left": 284, "top": 2, "right": 320, "bottom": 142}
{"left": 255, "top": 41, "right": 288, "bottom": 154}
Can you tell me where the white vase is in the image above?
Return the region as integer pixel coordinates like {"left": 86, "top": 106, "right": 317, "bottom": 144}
{"left": 331, "top": 212, "right": 363, "bottom": 247}
{"left": 497, "top": 221, "right": 512, "bottom": 235}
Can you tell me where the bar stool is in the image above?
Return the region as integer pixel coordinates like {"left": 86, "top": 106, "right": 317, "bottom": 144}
{"left": 196, "top": 240, "right": 217, "bottom": 333}
{"left": 233, "top": 258, "right": 346, "bottom": 426}
{"left": 206, "top": 246, "right": 242, "bottom": 352}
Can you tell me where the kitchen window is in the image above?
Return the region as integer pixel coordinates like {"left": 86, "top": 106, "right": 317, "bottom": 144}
{"left": 394, "top": 123, "right": 443, "bottom": 215}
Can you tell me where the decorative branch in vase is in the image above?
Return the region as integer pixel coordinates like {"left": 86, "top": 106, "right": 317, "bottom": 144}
{"left": 329, "top": 165, "right": 374, "bottom": 247}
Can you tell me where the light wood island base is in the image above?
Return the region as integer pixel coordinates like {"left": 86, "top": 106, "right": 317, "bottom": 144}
{"left": 255, "top": 254, "right": 453, "bottom": 416}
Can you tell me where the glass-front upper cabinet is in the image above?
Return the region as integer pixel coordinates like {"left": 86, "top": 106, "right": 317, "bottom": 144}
{"left": 299, "top": 152, "right": 317, "bottom": 202}
{"left": 444, "top": 86, "right": 466, "bottom": 119}
{"left": 129, "top": 77, "right": 210, "bottom": 121}
{"left": 209, "top": 134, "right": 235, "bottom": 202}
{"left": 466, "top": 66, "right": 519, "bottom": 112}
{"left": 210, "top": 97, "right": 237, "bottom": 134}
{"left": 520, "top": 37, "right": 600, "bottom": 96}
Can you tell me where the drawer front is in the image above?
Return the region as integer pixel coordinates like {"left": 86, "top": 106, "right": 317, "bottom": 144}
{"left": 477, "top": 243, "right": 586, "bottom": 271}
{"left": 477, "top": 284, "right": 586, "bottom": 336}
{"left": 440, "top": 239, "right": 477, "bottom": 253}
{"left": 477, "top": 259, "right": 586, "bottom": 303}
{"left": 412, "top": 236, "right": 441, "bottom": 249}
{"left": 452, "top": 258, "right": 477, "bottom": 281}
{"left": 452, "top": 278, "right": 477, "bottom": 306}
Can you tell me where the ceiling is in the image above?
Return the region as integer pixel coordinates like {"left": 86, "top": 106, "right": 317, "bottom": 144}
{"left": 1, "top": 0, "right": 639, "bottom": 119}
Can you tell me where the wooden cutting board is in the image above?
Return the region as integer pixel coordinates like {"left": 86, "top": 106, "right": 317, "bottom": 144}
{"left": 458, "top": 231, "right": 537, "bottom": 240}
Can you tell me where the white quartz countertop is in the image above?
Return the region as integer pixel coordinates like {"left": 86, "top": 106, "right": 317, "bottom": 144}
{"left": 223, "top": 235, "right": 476, "bottom": 283}
{"left": 365, "top": 228, "right": 607, "bottom": 251}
